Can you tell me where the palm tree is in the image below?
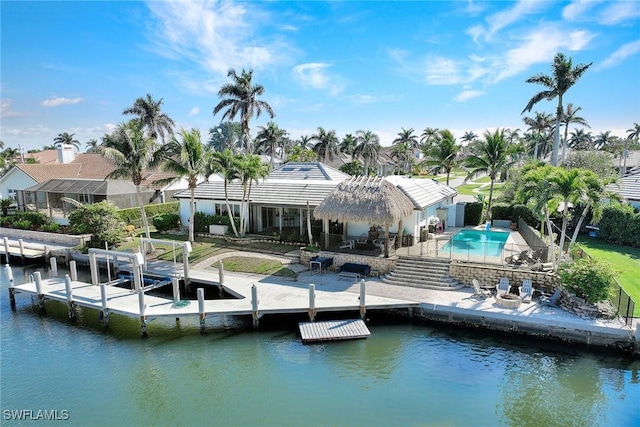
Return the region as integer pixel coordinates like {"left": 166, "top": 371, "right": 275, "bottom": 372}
{"left": 523, "top": 111, "right": 554, "bottom": 159}
{"left": 85, "top": 138, "right": 100, "bottom": 153}
{"left": 208, "top": 121, "right": 243, "bottom": 153}
{"left": 522, "top": 52, "right": 592, "bottom": 166}
{"left": 286, "top": 145, "right": 317, "bottom": 162}
{"left": 213, "top": 69, "right": 274, "bottom": 154}
{"left": 568, "top": 129, "right": 593, "bottom": 151}
{"left": 390, "top": 140, "right": 412, "bottom": 174}
{"left": 420, "top": 129, "right": 459, "bottom": 185}
{"left": 354, "top": 130, "right": 381, "bottom": 175}
{"left": 560, "top": 103, "right": 589, "bottom": 161}
{"left": 623, "top": 123, "right": 640, "bottom": 176}
{"left": 100, "top": 120, "right": 163, "bottom": 243}
{"left": 569, "top": 171, "right": 617, "bottom": 245}
{"left": 0, "top": 140, "right": 4, "bottom": 149}
{"left": 420, "top": 127, "right": 441, "bottom": 148}
{"left": 339, "top": 134, "right": 357, "bottom": 161}
{"left": 593, "top": 131, "right": 613, "bottom": 151}
{"left": 210, "top": 149, "right": 240, "bottom": 237}
{"left": 461, "top": 131, "right": 478, "bottom": 145}
{"left": 123, "top": 94, "right": 175, "bottom": 142}
{"left": 254, "top": 121, "right": 287, "bottom": 168}
{"left": 392, "top": 128, "right": 418, "bottom": 173}
{"left": 54, "top": 132, "right": 81, "bottom": 151}
{"left": 236, "top": 154, "right": 270, "bottom": 237}
{"left": 311, "top": 127, "right": 339, "bottom": 163}
{"left": 463, "top": 129, "right": 511, "bottom": 220}
{"left": 157, "top": 128, "right": 211, "bottom": 243}
{"left": 297, "top": 135, "right": 312, "bottom": 149}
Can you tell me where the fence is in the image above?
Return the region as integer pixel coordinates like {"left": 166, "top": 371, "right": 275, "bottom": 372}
{"left": 517, "top": 218, "right": 550, "bottom": 262}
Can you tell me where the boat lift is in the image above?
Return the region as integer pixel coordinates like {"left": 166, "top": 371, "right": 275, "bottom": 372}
{"left": 140, "top": 238, "right": 192, "bottom": 284}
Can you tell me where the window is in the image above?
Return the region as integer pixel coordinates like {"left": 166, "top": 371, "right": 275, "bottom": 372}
{"left": 216, "top": 203, "right": 240, "bottom": 217}
{"left": 7, "top": 189, "right": 17, "bottom": 201}
{"left": 78, "top": 193, "right": 90, "bottom": 203}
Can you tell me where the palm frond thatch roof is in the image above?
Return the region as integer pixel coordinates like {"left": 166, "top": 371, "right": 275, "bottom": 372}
{"left": 314, "top": 176, "right": 415, "bottom": 224}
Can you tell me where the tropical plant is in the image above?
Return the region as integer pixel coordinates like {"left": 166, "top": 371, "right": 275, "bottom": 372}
{"left": 568, "top": 129, "right": 594, "bottom": 151}
{"left": 339, "top": 160, "right": 364, "bottom": 176}
{"left": 558, "top": 257, "right": 615, "bottom": 304}
{"left": 123, "top": 94, "right": 175, "bottom": 142}
{"left": 208, "top": 121, "right": 243, "bottom": 153}
{"left": 461, "top": 131, "right": 478, "bottom": 145}
{"left": 99, "top": 120, "right": 163, "bottom": 244}
{"left": 420, "top": 127, "right": 441, "bottom": 148}
{"left": 68, "top": 201, "right": 125, "bottom": 249}
{"left": 85, "top": 138, "right": 100, "bottom": 153}
{"left": 54, "top": 132, "right": 81, "bottom": 151}
{"left": 286, "top": 145, "right": 317, "bottom": 162}
{"left": 354, "top": 129, "right": 381, "bottom": 175}
{"left": 522, "top": 52, "right": 592, "bottom": 166}
{"left": 238, "top": 154, "right": 270, "bottom": 237}
{"left": 310, "top": 127, "right": 339, "bottom": 163}
{"left": 522, "top": 111, "right": 554, "bottom": 159}
{"left": 339, "top": 134, "right": 357, "bottom": 161}
{"left": 622, "top": 123, "right": 640, "bottom": 175}
{"left": 569, "top": 171, "right": 618, "bottom": 245}
{"left": 562, "top": 150, "right": 617, "bottom": 181}
{"left": 463, "top": 129, "right": 511, "bottom": 220}
{"left": 213, "top": 68, "right": 274, "bottom": 153}
{"left": 392, "top": 128, "right": 418, "bottom": 173}
{"left": 254, "top": 121, "right": 288, "bottom": 168}
{"left": 560, "top": 103, "right": 589, "bottom": 161}
{"left": 419, "top": 129, "right": 459, "bottom": 185}
{"left": 210, "top": 149, "right": 241, "bottom": 237}
{"left": 156, "top": 128, "right": 211, "bottom": 243}
{"left": 0, "top": 198, "right": 13, "bottom": 216}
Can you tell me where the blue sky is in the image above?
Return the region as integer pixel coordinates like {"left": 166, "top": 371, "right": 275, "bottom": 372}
{"left": 1, "top": 0, "right": 639, "bottom": 152}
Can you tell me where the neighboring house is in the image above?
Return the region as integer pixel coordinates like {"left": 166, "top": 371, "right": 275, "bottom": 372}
{"left": 0, "top": 144, "right": 186, "bottom": 220}
{"left": 174, "top": 162, "right": 457, "bottom": 245}
{"left": 607, "top": 170, "right": 640, "bottom": 209}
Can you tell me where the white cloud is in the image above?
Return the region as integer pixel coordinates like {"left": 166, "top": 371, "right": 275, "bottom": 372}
{"left": 454, "top": 90, "right": 485, "bottom": 102}
{"left": 41, "top": 97, "right": 83, "bottom": 107}
{"left": 484, "top": 0, "right": 547, "bottom": 39}
{"left": 466, "top": 25, "right": 484, "bottom": 43}
{"left": 424, "top": 57, "right": 464, "bottom": 85}
{"left": 292, "top": 63, "right": 344, "bottom": 96}
{"left": 599, "top": 1, "right": 640, "bottom": 25}
{"left": 0, "top": 99, "right": 25, "bottom": 117}
{"left": 146, "top": 0, "right": 287, "bottom": 77}
{"left": 598, "top": 39, "right": 640, "bottom": 69}
{"left": 562, "top": 0, "right": 602, "bottom": 21}
{"left": 187, "top": 107, "right": 200, "bottom": 117}
{"left": 494, "top": 26, "right": 594, "bottom": 81}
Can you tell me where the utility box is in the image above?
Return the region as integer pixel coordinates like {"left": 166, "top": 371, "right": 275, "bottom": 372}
{"left": 455, "top": 202, "right": 466, "bottom": 227}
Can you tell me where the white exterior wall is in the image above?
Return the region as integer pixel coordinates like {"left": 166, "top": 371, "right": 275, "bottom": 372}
{"left": 0, "top": 168, "right": 37, "bottom": 201}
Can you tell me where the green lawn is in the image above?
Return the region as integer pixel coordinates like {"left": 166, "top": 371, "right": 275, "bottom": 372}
{"left": 577, "top": 237, "right": 640, "bottom": 316}
{"left": 455, "top": 182, "right": 503, "bottom": 197}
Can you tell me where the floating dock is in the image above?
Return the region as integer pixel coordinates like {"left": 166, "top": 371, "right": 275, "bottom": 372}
{"left": 299, "top": 319, "right": 371, "bottom": 343}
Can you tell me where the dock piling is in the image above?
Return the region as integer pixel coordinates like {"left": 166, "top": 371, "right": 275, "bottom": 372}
{"left": 138, "top": 282, "right": 147, "bottom": 338}
{"left": 89, "top": 252, "right": 99, "bottom": 285}
{"left": 33, "top": 272, "right": 45, "bottom": 311}
{"left": 99, "top": 283, "right": 109, "bottom": 328}
{"left": 197, "top": 288, "right": 205, "bottom": 334}
{"left": 251, "top": 284, "right": 259, "bottom": 329}
{"left": 18, "top": 239, "right": 25, "bottom": 261}
{"left": 49, "top": 257, "right": 58, "bottom": 277}
{"left": 6, "top": 264, "right": 16, "bottom": 311}
{"left": 359, "top": 279, "right": 366, "bottom": 320}
{"left": 64, "top": 275, "right": 76, "bottom": 321}
{"left": 3, "top": 237, "right": 9, "bottom": 264}
{"left": 172, "top": 277, "right": 180, "bottom": 303}
{"left": 309, "top": 284, "right": 316, "bottom": 322}
{"left": 218, "top": 261, "right": 225, "bottom": 297}
{"left": 70, "top": 260, "right": 78, "bottom": 281}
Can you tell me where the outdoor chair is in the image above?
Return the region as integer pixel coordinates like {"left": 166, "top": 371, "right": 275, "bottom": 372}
{"left": 540, "top": 289, "right": 562, "bottom": 306}
{"left": 518, "top": 279, "right": 534, "bottom": 303}
{"left": 496, "top": 277, "right": 510, "bottom": 297}
{"left": 357, "top": 234, "right": 368, "bottom": 244}
{"left": 472, "top": 279, "right": 491, "bottom": 299}
{"left": 340, "top": 236, "right": 354, "bottom": 249}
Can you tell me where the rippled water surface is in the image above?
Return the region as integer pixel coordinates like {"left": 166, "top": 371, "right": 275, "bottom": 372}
{"left": 1, "top": 264, "right": 639, "bottom": 426}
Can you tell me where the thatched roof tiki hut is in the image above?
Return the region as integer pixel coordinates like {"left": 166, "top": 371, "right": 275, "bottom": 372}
{"left": 314, "top": 176, "right": 415, "bottom": 257}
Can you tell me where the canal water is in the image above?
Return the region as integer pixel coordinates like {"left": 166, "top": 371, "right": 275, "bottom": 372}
{"left": 1, "top": 263, "right": 639, "bottom": 426}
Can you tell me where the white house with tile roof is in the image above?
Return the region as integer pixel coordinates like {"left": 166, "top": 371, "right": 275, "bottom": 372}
{"left": 607, "top": 170, "right": 640, "bottom": 209}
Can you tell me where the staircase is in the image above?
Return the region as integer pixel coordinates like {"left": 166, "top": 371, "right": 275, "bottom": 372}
{"left": 382, "top": 256, "right": 464, "bottom": 290}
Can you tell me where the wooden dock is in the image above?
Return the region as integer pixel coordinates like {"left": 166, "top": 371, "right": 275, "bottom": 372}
{"left": 299, "top": 319, "right": 371, "bottom": 343}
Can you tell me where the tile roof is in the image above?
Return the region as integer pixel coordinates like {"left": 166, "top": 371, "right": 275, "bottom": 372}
{"left": 607, "top": 171, "right": 640, "bottom": 202}
{"left": 384, "top": 175, "right": 458, "bottom": 209}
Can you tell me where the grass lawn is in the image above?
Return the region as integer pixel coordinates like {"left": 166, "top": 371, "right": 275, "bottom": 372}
{"left": 455, "top": 182, "right": 503, "bottom": 197}
{"left": 577, "top": 236, "right": 640, "bottom": 316}
{"left": 212, "top": 256, "right": 296, "bottom": 278}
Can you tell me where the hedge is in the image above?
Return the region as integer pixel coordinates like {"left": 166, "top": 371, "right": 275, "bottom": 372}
{"left": 464, "top": 202, "right": 483, "bottom": 226}
{"left": 598, "top": 205, "right": 640, "bottom": 248}
{"left": 193, "top": 211, "right": 239, "bottom": 233}
{"left": 490, "top": 203, "right": 540, "bottom": 229}
{"left": 118, "top": 202, "right": 179, "bottom": 227}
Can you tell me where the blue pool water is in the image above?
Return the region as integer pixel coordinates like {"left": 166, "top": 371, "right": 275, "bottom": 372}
{"left": 441, "top": 229, "right": 510, "bottom": 257}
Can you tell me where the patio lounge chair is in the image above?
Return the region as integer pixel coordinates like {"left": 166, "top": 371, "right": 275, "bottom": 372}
{"left": 340, "top": 236, "right": 354, "bottom": 249}
{"left": 540, "top": 289, "right": 562, "bottom": 306}
{"left": 472, "top": 279, "right": 491, "bottom": 299}
{"left": 518, "top": 279, "right": 534, "bottom": 303}
{"left": 496, "top": 277, "right": 510, "bottom": 297}
{"left": 357, "top": 234, "right": 368, "bottom": 244}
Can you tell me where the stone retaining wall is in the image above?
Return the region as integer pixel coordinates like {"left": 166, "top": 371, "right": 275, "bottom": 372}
{"left": 449, "top": 261, "right": 559, "bottom": 293}
{"left": 1, "top": 227, "right": 90, "bottom": 247}
{"left": 299, "top": 250, "right": 397, "bottom": 274}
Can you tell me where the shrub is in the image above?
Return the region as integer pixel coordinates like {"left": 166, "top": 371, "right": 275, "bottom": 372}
{"left": 124, "top": 225, "right": 136, "bottom": 237}
{"left": 511, "top": 204, "right": 540, "bottom": 229}
{"left": 12, "top": 220, "right": 32, "bottom": 230}
{"left": 153, "top": 213, "right": 180, "bottom": 232}
{"left": 41, "top": 223, "right": 60, "bottom": 233}
{"left": 193, "top": 212, "right": 238, "bottom": 233}
{"left": 558, "top": 257, "right": 616, "bottom": 304}
{"left": 598, "top": 204, "right": 640, "bottom": 248}
{"left": 490, "top": 203, "right": 512, "bottom": 221}
{"left": 117, "top": 202, "right": 179, "bottom": 228}
{"left": 14, "top": 211, "right": 51, "bottom": 229}
{"left": 69, "top": 201, "right": 125, "bottom": 248}
{"left": 464, "top": 202, "right": 483, "bottom": 226}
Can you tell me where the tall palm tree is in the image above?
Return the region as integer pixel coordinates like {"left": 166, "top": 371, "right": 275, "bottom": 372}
{"left": 623, "top": 123, "right": 640, "bottom": 175}
{"left": 297, "top": 135, "right": 312, "bottom": 149}
{"left": 213, "top": 69, "right": 274, "bottom": 154}
{"left": 208, "top": 121, "right": 243, "bottom": 153}
{"left": 560, "top": 103, "right": 589, "bottom": 161}
{"left": 569, "top": 171, "right": 617, "bottom": 245}
{"left": 254, "top": 121, "right": 287, "bottom": 168}
{"left": 593, "top": 131, "right": 612, "bottom": 151}
{"left": 123, "top": 94, "right": 175, "bottom": 142}
{"left": 420, "top": 127, "right": 441, "bottom": 148}
{"left": 390, "top": 140, "right": 412, "bottom": 174}
{"left": 522, "top": 111, "right": 554, "bottom": 159}
{"left": 85, "top": 138, "right": 100, "bottom": 153}
{"left": 392, "top": 128, "right": 418, "bottom": 173}
{"left": 420, "top": 129, "right": 459, "bottom": 185}
{"left": 461, "top": 131, "right": 478, "bottom": 145}
{"left": 54, "top": 132, "right": 81, "bottom": 151}
{"left": 568, "top": 129, "right": 593, "bottom": 151}
{"left": 354, "top": 129, "right": 381, "bottom": 175}
{"left": 339, "top": 134, "right": 357, "bottom": 161}
{"left": 157, "top": 128, "right": 211, "bottom": 243}
{"left": 236, "top": 154, "right": 270, "bottom": 237}
{"left": 0, "top": 140, "right": 5, "bottom": 149}
{"left": 463, "top": 129, "right": 511, "bottom": 220}
{"left": 287, "top": 145, "right": 317, "bottom": 162}
{"left": 210, "top": 149, "right": 240, "bottom": 237}
{"left": 100, "top": 121, "right": 163, "bottom": 243}
{"left": 522, "top": 52, "right": 592, "bottom": 166}
{"left": 310, "top": 127, "right": 339, "bottom": 163}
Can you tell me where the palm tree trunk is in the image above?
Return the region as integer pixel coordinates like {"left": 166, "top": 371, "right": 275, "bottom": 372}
{"left": 224, "top": 181, "right": 239, "bottom": 237}
{"left": 570, "top": 205, "right": 591, "bottom": 245}
{"left": 486, "top": 177, "right": 495, "bottom": 221}
{"left": 552, "top": 98, "right": 562, "bottom": 166}
{"left": 557, "top": 201, "right": 569, "bottom": 265}
{"left": 189, "top": 188, "right": 196, "bottom": 243}
{"left": 384, "top": 224, "right": 390, "bottom": 258}
{"left": 306, "top": 201, "right": 313, "bottom": 245}
{"left": 136, "top": 185, "right": 153, "bottom": 253}
{"left": 545, "top": 205, "right": 556, "bottom": 271}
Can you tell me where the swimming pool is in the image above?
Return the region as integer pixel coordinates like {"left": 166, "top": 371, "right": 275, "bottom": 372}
{"left": 441, "top": 229, "right": 510, "bottom": 257}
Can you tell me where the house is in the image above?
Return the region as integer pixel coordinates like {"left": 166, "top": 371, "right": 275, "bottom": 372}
{"left": 0, "top": 144, "right": 186, "bottom": 221}
{"left": 607, "top": 170, "right": 640, "bottom": 209}
{"left": 174, "top": 162, "right": 457, "bottom": 245}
